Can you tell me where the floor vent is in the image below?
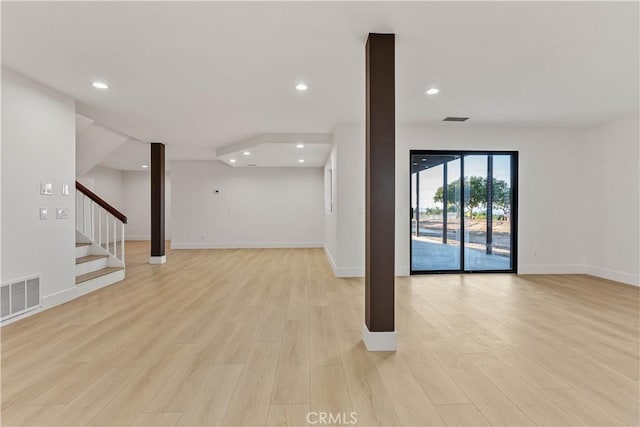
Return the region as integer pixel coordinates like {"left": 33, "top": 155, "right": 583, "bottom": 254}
{"left": 1, "top": 275, "right": 41, "bottom": 321}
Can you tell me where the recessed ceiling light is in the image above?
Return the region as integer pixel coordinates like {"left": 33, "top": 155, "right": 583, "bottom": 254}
{"left": 413, "top": 162, "right": 418, "bottom": 166}
{"left": 242, "top": 151, "right": 251, "bottom": 156}
{"left": 425, "top": 88, "right": 440, "bottom": 95}
{"left": 141, "top": 164, "right": 148, "bottom": 168}
{"left": 295, "top": 83, "right": 308, "bottom": 91}
{"left": 298, "top": 159, "right": 305, "bottom": 163}
{"left": 92, "top": 81, "right": 109, "bottom": 90}
{"left": 296, "top": 144, "right": 305, "bottom": 148}
{"left": 229, "top": 159, "right": 236, "bottom": 163}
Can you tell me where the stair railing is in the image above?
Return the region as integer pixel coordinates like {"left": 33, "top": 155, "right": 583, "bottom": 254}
{"left": 75, "top": 181, "right": 128, "bottom": 264}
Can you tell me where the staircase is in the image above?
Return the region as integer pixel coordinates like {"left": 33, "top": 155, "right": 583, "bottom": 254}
{"left": 75, "top": 182, "right": 126, "bottom": 292}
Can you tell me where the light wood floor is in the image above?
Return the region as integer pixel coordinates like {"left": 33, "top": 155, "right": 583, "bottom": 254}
{"left": 1, "top": 242, "right": 638, "bottom": 426}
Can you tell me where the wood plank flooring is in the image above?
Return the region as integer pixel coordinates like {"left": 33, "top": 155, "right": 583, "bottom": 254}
{"left": 1, "top": 242, "right": 638, "bottom": 426}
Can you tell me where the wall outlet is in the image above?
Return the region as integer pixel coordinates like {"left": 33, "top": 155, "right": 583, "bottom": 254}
{"left": 40, "top": 207, "right": 48, "bottom": 220}
{"left": 56, "top": 208, "right": 70, "bottom": 219}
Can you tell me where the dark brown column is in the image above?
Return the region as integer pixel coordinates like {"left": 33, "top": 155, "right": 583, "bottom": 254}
{"left": 364, "top": 33, "right": 396, "bottom": 351}
{"left": 150, "top": 142, "right": 166, "bottom": 264}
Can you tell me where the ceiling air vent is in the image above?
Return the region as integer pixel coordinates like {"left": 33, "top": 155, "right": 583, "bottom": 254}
{"left": 247, "top": 164, "right": 258, "bottom": 167}
{"left": 443, "top": 117, "right": 469, "bottom": 122}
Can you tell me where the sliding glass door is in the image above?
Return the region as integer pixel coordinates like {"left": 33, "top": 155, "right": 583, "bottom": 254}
{"left": 410, "top": 151, "right": 518, "bottom": 274}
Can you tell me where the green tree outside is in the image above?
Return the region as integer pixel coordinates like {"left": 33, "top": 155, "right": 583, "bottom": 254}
{"left": 433, "top": 176, "right": 510, "bottom": 218}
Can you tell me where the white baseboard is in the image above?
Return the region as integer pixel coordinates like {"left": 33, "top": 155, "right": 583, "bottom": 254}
{"left": 125, "top": 235, "right": 152, "bottom": 241}
{"left": 518, "top": 263, "right": 638, "bottom": 287}
{"left": 324, "top": 247, "right": 339, "bottom": 276}
{"left": 150, "top": 255, "right": 167, "bottom": 264}
{"left": 585, "top": 265, "right": 639, "bottom": 287}
{"left": 43, "top": 286, "right": 78, "bottom": 309}
{"left": 335, "top": 267, "right": 365, "bottom": 278}
{"left": 395, "top": 266, "right": 410, "bottom": 277}
{"left": 362, "top": 322, "right": 397, "bottom": 351}
{"left": 518, "top": 264, "right": 586, "bottom": 275}
{"left": 170, "top": 242, "right": 323, "bottom": 249}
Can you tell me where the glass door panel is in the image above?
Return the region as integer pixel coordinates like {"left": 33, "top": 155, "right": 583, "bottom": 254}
{"left": 411, "top": 154, "right": 461, "bottom": 272}
{"left": 463, "top": 154, "right": 513, "bottom": 271}
{"left": 410, "top": 150, "right": 517, "bottom": 274}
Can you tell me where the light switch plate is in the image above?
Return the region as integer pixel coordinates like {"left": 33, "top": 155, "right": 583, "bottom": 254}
{"left": 56, "top": 208, "right": 70, "bottom": 219}
{"left": 40, "top": 182, "right": 53, "bottom": 195}
{"left": 61, "top": 184, "right": 70, "bottom": 196}
{"left": 40, "top": 207, "right": 48, "bottom": 220}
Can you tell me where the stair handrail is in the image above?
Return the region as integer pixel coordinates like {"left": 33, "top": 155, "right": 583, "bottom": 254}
{"left": 76, "top": 181, "right": 128, "bottom": 224}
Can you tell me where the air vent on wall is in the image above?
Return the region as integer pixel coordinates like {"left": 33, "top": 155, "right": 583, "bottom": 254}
{"left": 443, "top": 117, "right": 469, "bottom": 122}
{"left": 1, "top": 275, "right": 41, "bottom": 321}
{"left": 247, "top": 164, "right": 258, "bottom": 167}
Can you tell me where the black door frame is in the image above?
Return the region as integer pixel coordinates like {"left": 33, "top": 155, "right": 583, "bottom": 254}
{"left": 410, "top": 150, "right": 519, "bottom": 275}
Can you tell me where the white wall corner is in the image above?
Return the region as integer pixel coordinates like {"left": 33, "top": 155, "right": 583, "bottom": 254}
{"left": 323, "top": 246, "right": 339, "bottom": 276}
{"left": 362, "top": 322, "right": 397, "bottom": 352}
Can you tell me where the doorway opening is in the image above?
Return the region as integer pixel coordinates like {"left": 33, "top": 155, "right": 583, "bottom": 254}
{"left": 410, "top": 150, "right": 518, "bottom": 274}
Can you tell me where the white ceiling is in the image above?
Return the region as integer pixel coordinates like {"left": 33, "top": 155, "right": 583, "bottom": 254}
{"left": 216, "top": 133, "right": 332, "bottom": 168}
{"left": 3, "top": 1, "right": 639, "bottom": 169}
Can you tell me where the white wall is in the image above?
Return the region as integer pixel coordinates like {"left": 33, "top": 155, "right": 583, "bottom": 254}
{"left": 79, "top": 166, "right": 172, "bottom": 241}
{"left": 327, "top": 123, "right": 589, "bottom": 277}
{"left": 334, "top": 125, "right": 367, "bottom": 276}
{"left": 122, "top": 170, "right": 172, "bottom": 240}
{"left": 1, "top": 68, "right": 77, "bottom": 315}
{"left": 583, "top": 114, "right": 639, "bottom": 285}
{"left": 78, "top": 166, "right": 125, "bottom": 211}
{"left": 171, "top": 161, "right": 323, "bottom": 248}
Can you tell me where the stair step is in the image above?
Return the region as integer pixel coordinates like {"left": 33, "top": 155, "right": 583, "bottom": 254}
{"left": 76, "top": 254, "right": 108, "bottom": 265}
{"left": 76, "top": 267, "right": 123, "bottom": 285}
{"left": 76, "top": 242, "right": 91, "bottom": 247}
